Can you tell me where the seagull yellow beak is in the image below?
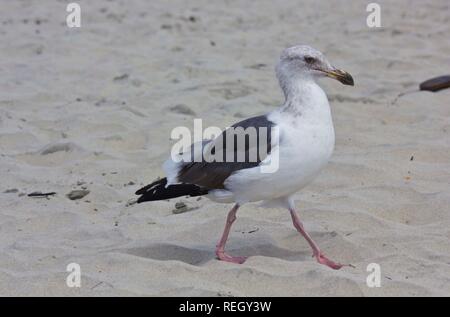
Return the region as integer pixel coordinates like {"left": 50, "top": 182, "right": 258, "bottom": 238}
{"left": 324, "top": 68, "right": 354, "bottom": 86}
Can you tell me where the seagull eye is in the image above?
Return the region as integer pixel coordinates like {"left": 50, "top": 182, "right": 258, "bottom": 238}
{"left": 304, "top": 56, "right": 315, "bottom": 64}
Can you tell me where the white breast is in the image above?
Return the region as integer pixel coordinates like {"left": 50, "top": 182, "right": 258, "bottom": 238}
{"left": 215, "top": 81, "right": 335, "bottom": 205}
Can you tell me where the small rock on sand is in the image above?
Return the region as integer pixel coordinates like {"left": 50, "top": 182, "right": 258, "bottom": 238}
{"left": 169, "top": 104, "right": 196, "bottom": 116}
{"left": 40, "top": 142, "right": 79, "bottom": 155}
{"left": 66, "top": 189, "right": 90, "bottom": 200}
{"left": 3, "top": 188, "right": 19, "bottom": 193}
{"left": 113, "top": 73, "right": 129, "bottom": 81}
{"left": 172, "top": 201, "right": 198, "bottom": 214}
{"left": 173, "top": 202, "right": 188, "bottom": 214}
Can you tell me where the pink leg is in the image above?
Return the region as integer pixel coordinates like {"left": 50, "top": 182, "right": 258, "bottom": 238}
{"left": 215, "top": 204, "right": 247, "bottom": 264}
{"left": 289, "top": 208, "right": 345, "bottom": 270}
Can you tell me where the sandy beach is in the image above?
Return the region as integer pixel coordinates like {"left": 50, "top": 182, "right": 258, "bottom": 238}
{"left": 0, "top": 0, "right": 449, "bottom": 296}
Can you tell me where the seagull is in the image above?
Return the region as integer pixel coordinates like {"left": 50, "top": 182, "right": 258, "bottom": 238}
{"left": 135, "top": 45, "right": 354, "bottom": 270}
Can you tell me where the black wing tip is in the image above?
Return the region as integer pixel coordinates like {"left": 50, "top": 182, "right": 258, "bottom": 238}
{"left": 135, "top": 187, "right": 147, "bottom": 196}
{"left": 135, "top": 177, "right": 208, "bottom": 203}
{"left": 135, "top": 178, "right": 167, "bottom": 196}
{"left": 136, "top": 195, "right": 147, "bottom": 204}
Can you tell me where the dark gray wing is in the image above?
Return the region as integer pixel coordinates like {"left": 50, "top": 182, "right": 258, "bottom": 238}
{"left": 176, "top": 114, "right": 275, "bottom": 189}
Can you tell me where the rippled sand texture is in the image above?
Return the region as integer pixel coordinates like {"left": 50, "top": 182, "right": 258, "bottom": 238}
{"left": 0, "top": 0, "right": 449, "bottom": 296}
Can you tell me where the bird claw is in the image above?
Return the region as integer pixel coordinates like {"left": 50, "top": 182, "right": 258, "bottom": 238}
{"left": 216, "top": 251, "right": 247, "bottom": 264}
{"left": 314, "top": 252, "right": 346, "bottom": 270}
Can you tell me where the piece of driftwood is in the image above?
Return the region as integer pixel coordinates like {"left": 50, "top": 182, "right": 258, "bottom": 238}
{"left": 392, "top": 75, "right": 450, "bottom": 105}
{"left": 419, "top": 75, "right": 450, "bottom": 92}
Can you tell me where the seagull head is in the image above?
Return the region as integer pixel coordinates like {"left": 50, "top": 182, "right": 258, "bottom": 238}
{"left": 277, "top": 45, "right": 354, "bottom": 86}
